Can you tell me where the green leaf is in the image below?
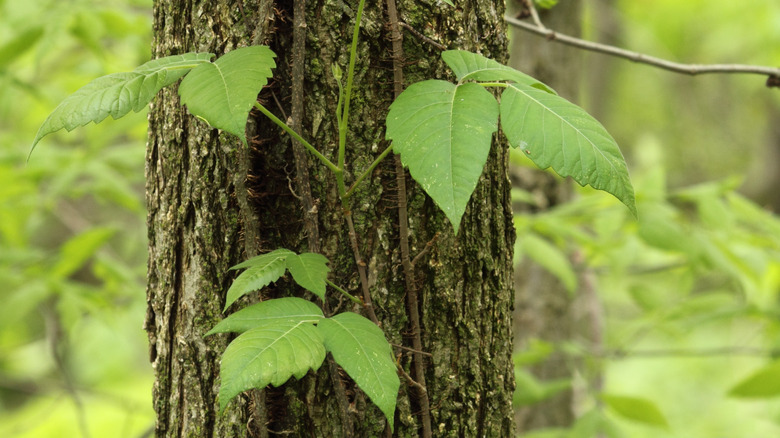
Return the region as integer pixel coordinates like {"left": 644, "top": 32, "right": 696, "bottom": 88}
{"left": 386, "top": 80, "right": 498, "bottom": 232}
{"left": 31, "top": 52, "right": 214, "bottom": 152}
{"left": 441, "top": 50, "right": 556, "bottom": 94}
{"left": 319, "top": 312, "right": 400, "bottom": 430}
{"left": 500, "top": 82, "right": 636, "bottom": 216}
{"left": 728, "top": 361, "right": 780, "bottom": 398}
{"left": 178, "top": 45, "right": 276, "bottom": 144}
{"left": 224, "top": 254, "right": 287, "bottom": 310}
{"left": 217, "top": 320, "right": 326, "bottom": 412}
{"left": 600, "top": 394, "right": 669, "bottom": 429}
{"left": 207, "top": 297, "right": 323, "bottom": 336}
{"left": 285, "top": 253, "right": 330, "bottom": 299}
{"left": 230, "top": 248, "right": 295, "bottom": 271}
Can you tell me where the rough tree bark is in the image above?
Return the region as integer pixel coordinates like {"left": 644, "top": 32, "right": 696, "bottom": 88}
{"left": 145, "top": 0, "right": 515, "bottom": 436}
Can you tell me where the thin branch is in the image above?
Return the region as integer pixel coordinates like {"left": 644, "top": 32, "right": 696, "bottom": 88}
{"left": 344, "top": 141, "right": 393, "bottom": 199}
{"left": 505, "top": 15, "right": 780, "bottom": 85}
{"left": 601, "top": 346, "right": 774, "bottom": 359}
{"left": 386, "top": 1, "right": 433, "bottom": 436}
{"left": 325, "top": 279, "right": 363, "bottom": 305}
{"left": 391, "top": 342, "right": 433, "bottom": 357}
{"left": 522, "top": 0, "right": 546, "bottom": 31}
{"left": 410, "top": 233, "right": 439, "bottom": 268}
{"left": 397, "top": 363, "right": 427, "bottom": 394}
{"left": 398, "top": 22, "right": 447, "bottom": 51}
{"left": 344, "top": 211, "right": 380, "bottom": 325}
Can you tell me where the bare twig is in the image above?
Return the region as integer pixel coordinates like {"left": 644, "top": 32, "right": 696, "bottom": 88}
{"left": 344, "top": 212, "right": 380, "bottom": 325}
{"left": 397, "top": 363, "right": 428, "bottom": 394}
{"left": 505, "top": 15, "right": 780, "bottom": 86}
{"left": 398, "top": 22, "right": 447, "bottom": 51}
{"left": 391, "top": 342, "right": 433, "bottom": 357}
{"left": 410, "top": 233, "right": 438, "bottom": 269}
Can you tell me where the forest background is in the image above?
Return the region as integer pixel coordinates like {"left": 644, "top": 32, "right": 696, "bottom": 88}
{"left": 1, "top": 0, "right": 779, "bottom": 437}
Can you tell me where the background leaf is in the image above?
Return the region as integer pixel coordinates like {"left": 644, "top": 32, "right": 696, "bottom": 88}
{"left": 0, "top": 26, "right": 44, "bottom": 71}
{"left": 500, "top": 83, "right": 636, "bottom": 216}
{"left": 318, "top": 312, "right": 400, "bottom": 430}
{"left": 284, "top": 253, "right": 330, "bottom": 299}
{"left": 224, "top": 250, "right": 291, "bottom": 310}
{"left": 178, "top": 45, "right": 276, "bottom": 144}
{"left": 31, "top": 52, "right": 214, "bottom": 151}
{"left": 601, "top": 394, "right": 669, "bottom": 429}
{"left": 516, "top": 233, "right": 578, "bottom": 294}
{"left": 441, "top": 50, "right": 556, "bottom": 94}
{"left": 207, "top": 297, "right": 323, "bottom": 335}
{"left": 218, "top": 320, "right": 325, "bottom": 412}
{"left": 728, "top": 361, "right": 780, "bottom": 398}
{"left": 386, "top": 80, "right": 498, "bottom": 232}
{"left": 51, "top": 226, "right": 116, "bottom": 279}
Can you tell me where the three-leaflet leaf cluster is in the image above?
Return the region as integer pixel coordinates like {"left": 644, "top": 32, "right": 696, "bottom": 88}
{"left": 207, "top": 249, "right": 400, "bottom": 429}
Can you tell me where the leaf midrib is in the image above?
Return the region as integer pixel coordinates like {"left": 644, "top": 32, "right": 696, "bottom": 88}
{"left": 329, "top": 318, "right": 388, "bottom": 401}
{"left": 509, "top": 84, "right": 621, "bottom": 177}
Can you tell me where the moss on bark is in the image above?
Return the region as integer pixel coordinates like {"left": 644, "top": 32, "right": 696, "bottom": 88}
{"left": 146, "top": 0, "right": 515, "bottom": 436}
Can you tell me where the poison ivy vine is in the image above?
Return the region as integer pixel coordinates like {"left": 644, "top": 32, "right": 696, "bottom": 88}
{"left": 31, "top": 24, "right": 635, "bottom": 430}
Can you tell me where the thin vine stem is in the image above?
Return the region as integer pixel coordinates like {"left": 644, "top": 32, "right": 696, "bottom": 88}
{"left": 325, "top": 279, "right": 363, "bottom": 305}
{"left": 338, "top": 0, "right": 369, "bottom": 170}
{"left": 253, "top": 102, "right": 340, "bottom": 173}
{"left": 344, "top": 142, "right": 394, "bottom": 199}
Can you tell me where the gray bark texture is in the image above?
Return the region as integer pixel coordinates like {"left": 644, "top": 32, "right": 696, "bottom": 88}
{"left": 144, "top": 0, "right": 516, "bottom": 436}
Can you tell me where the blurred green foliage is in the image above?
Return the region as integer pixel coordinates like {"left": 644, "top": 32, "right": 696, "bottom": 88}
{"left": 0, "top": 0, "right": 153, "bottom": 436}
{"left": 3, "top": 0, "right": 780, "bottom": 437}
{"left": 513, "top": 138, "right": 780, "bottom": 437}
{"left": 514, "top": 1, "right": 780, "bottom": 437}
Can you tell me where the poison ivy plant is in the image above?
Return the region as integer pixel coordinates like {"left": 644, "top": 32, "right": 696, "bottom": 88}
{"left": 206, "top": 251, "right": 399, "bottom": 430}
{"left": 386, "top": 50, "right": 635, "bottom": 232}
{"left": 32, "top": 43, "right": 635, "bottom": 430}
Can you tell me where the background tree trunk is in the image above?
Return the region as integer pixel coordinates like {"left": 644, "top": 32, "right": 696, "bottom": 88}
{"left": 508, "top": 0, "right": 604, "bottom": 432}
{"left": 145, "top": 0, "right": 516, "bottom": 436}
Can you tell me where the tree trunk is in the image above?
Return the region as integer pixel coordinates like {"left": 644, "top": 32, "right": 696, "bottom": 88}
{"left": 145, "top": 0, "right": 515, "bottom": 436}
{"left": 508, "top": 0, "right": 601, "bottom": 432}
